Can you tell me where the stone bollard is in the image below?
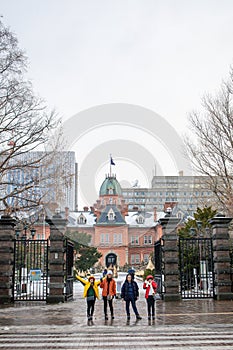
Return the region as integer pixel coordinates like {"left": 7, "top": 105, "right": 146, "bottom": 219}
{"left": 0, "top": 216, "right": 15, "bottom": 304}
{"left": 159, "top": 216, "right": 181, "bottom": 301}
{"left": 209, "top": 216, "right": 233, "bottom": 300}
{"left": 46, "top": 214, "right": 67, "bottom": 303}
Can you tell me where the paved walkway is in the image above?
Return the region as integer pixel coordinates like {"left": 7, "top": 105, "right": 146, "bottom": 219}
{"left": 0, "top": 281, "right": 233, "bottom": 349}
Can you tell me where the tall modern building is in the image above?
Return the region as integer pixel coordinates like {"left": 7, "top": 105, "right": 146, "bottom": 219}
{"left": 1, "top": 151, "right": 78, "bottom": 212}
{"left": 122, "top": 174, "right": 216, "bottom": 215}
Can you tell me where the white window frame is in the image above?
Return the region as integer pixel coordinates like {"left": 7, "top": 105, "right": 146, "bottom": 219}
{"left": 131, "top": 236, "right": 139, "bottom": 245}
{"left": 100, "top": 234, "right": 104, "bottom": 244}
{"left": 144, "top": 235, "right": 152, "bottom": 244}
{"left": 131, "top": 254, "right": 140, "bottom": 264}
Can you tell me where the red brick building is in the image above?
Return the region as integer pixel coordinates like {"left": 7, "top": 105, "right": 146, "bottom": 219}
{"left": 67, "top": 175, "right": 163, "bottom": 269}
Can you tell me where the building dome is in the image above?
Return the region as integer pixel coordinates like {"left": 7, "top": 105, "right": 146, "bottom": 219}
{"left": 99, "top": 175, "right": 122, "bottom": 196}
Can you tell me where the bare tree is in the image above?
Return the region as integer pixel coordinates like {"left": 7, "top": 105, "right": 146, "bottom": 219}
{"left": 184, "top": 68, "right": 233, "bottom": 215}
{"left": 0, "top": 19, "right": 74, "bottom": 216}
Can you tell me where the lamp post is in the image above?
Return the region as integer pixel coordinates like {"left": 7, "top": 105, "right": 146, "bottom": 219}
{"left": 22, "top": 220, "right": 28, "bottom": 239}
{"left": 15, "top": 220, "right": 36, "bottom": 239}
{"left": 15, "top": 229, "right": 21, "bottom": 239}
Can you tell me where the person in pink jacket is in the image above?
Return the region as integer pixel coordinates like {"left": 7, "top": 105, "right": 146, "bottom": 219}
{"left": 143, "top": 275, "right": 157, "bottom": 321}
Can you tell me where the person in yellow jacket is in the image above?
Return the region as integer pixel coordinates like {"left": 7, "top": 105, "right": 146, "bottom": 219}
{"left": 76, "top": 274, "right": 101, "bottom": 321}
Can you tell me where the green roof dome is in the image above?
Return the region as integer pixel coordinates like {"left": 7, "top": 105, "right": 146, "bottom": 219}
{"left": 99, "top": 175, "right": 122, "bottom": 196}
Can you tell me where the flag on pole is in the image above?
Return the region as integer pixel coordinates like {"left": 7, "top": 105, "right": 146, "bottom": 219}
{"left": 110, "top": 156, "right": 115, "bottom": 165}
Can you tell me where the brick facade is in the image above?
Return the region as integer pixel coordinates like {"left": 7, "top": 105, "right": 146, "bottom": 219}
{"left": 67, "top": 175, "right": 164, "bottom": 269}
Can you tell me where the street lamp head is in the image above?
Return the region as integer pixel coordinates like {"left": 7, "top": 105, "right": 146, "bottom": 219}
{"left": 30, "top": 228, "right": 36, "bottom": 238}
{"left": 15, "top": 229, "right": 20, "bottom": 238}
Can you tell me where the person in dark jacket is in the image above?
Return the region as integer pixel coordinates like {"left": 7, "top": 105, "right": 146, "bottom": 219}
{"left": 127, "top": 268, "right": 135, "bottom": 280}
{"left": 121, "top": 273, "right": 142, "bottom": 321}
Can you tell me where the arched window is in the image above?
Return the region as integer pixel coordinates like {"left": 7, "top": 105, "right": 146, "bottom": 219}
{"left": 177, "top": 211, "right": 183, "bottom": 219}
{"left": 107, "top": 208, "right": 115, "bottom": 221}
{"left": 77, "top": 214, "right": 87, "bottom": 224}
{"left": 136, "top": 215, "right": 145, "bottom": 224}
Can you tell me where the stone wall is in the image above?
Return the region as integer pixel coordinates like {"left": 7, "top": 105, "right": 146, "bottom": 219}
{"left": 0, "top": 216, "right": 15, "bottom": 304}
{"left": 158, "top": 216, "right": 181, "bottom": 301}
{"left": 209, "top": 216, "right": 233, "bottom": 300}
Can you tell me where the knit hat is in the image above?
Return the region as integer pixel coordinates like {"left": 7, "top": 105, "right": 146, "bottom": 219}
{"left": 88, "top": 275, "right": 95, "bottom": 281}
{"left": 107, "top": 270, "right": 113, "bottom": 275}
{"left": 146, "top": 275, "right": 153, "bottom": 280}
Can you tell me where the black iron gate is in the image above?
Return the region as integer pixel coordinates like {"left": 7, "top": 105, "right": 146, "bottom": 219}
{"left": 65, "top": 239, "right": 74, "bottom": 300}
{"left": 154, "top": 239, "right": 163, "bottom": 295}
{"left": 13, "top": 239, "right": 49, "bottom": 301}
{"left": 179, "top": 237, "right": 214, "bottom": 299}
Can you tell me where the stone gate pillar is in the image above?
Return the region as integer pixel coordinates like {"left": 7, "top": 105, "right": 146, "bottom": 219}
{"left": 158, "top": 216, "right": 181, "bottom": 301}
{"left": 0, "top": 216, "right": 15, "bottom": 304}
{"left": 46, "top": 214, "right": 67, "bottom": 303}
{"left": 209, "top": 216, "right": 233, "bottom": 300}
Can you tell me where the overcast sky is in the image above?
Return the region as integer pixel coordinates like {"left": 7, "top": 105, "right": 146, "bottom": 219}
{"left": 1, "top": 1, "right": 233, "bottom": 207}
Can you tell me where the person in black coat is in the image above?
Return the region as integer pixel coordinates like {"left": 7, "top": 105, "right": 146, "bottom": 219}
{"left": 127, "top": 268, "right": 135, "bottom": 280}
{"left": 121, "top": 273, "right": 142, "bottom": 320}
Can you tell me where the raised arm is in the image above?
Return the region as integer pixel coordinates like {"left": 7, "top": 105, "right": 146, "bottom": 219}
{"left": 75, "top": 275, "right": 87, "bottom": 286}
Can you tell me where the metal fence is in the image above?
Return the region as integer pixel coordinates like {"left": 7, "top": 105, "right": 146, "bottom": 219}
{"left": 179, "top": 237, "right": 214, "bottom": 299}
{"left": 13, "top": 239, "right": 49, "bottom": 301}
{"left": 64, "top": 239, "right": 74, "bottom": 301}
{"left": 154, "top": 239, "right": 163, "bottom": 295}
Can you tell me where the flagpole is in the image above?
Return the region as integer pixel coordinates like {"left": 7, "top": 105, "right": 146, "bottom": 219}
{"left": 110, "top": 154, "right": 112, "bottom": 177}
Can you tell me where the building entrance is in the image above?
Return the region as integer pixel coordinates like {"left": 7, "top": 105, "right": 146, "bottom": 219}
{"left": 105, "top": 253, "right": 117, "bottom": 268}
